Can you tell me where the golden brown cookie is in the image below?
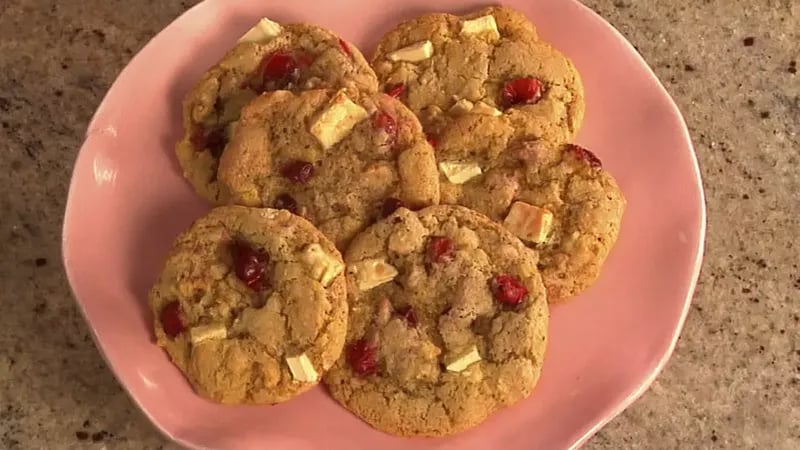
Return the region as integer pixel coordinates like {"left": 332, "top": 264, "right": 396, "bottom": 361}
{"left": 372, "top": 6, "right": 584, "bottom": 144}
{"left": 218, "top": 89, "right": 440, "bottom": 249}
{"left": 177, "top": 18, "right": 379, "bottom": 204}
{"left": 434, "top": 121, "right": 626, "bottom": 301}
{"left": 324, "top": 205, "right": 548, "bottom": 436}
{"left": 149, "top": 206, "right": 348, "bottom": 404}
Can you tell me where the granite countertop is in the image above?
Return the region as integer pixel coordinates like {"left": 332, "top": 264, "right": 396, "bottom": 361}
{"left": 1, "top": 0, "right": 798, "bottom": 448}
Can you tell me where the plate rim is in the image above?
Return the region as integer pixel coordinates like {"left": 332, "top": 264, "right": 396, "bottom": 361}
{"left": 563, "top": 1, "right": 706, "bottom": 448}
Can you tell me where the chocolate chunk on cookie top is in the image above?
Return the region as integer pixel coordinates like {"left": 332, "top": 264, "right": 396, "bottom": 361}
{"left": 176, "top": 18, "right": 379, "bottom": 204}
{"left": 218, "top": 89, "right": 440, "bottom": 249}
{"left": 436, "top": 130, "right": 627, "bottom": 301}
{"left": 324, "top": 206, "right": 548, "bottom": 437}
{"left": 372, "top": 6, "right": 585, "bottom": 143}
{"left": 149, "top": 206, "right": 348, "bottom": 404}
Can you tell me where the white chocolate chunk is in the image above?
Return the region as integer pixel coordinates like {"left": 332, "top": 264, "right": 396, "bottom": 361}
{"left": 300, "top": 243, "right": 344, "bottom": 287}
{"left": 445, "top": 345, "right": 482, "bottom": 372}
{"left": 503, "top": 201, "right": 554, "bottom": 243}
{"left": 238, "top": 18, "right": 283, "bottom": 44}
{"left": 309, "top": 90, "right": 369, "bottom": 149}
{"left": 387, "top": 40, "right": 434, "bottom": 62}
{"left": 349, "top": 258, "right": 399, "bottom": 291}
{"left": 286, "top": 353, "right": 318, "bottom": 382}
{"left": 189, "top": 323, "right": 227, "bottom": 345}
{"left": 471, "top": 101, "right": 502, "bottom": 117}
{"left": 454, "top": 227, "right": 480, "bottom": 249}
{"left": 439, "top": 161, "right": 482, "bottom": 184}
{"left": 461, "top": 15, "right": 500, "bottom": 39}
{"left": 449, "top": 98, "right": 474, "bottom": 115}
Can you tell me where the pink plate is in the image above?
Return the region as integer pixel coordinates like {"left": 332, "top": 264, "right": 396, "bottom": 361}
{"left": 62, "top": 0, "right": 705, "bottom": 448}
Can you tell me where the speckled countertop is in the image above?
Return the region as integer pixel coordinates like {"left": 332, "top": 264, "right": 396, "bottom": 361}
{"left": 1, "top": 0, "right": 798, "bottom": 448}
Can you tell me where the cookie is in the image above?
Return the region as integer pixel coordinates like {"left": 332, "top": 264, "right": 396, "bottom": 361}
{"left": 324, "top": 205, "right": 548, "bottom": 436}
{"left": 434, "top": 121, "right": 626, "bottom": 301}
{"left": 149, "top": 206, "right": 348, "bottom": 404}
{"left": 218, "top": 88, "right": 440, "bottom": 249}
{"left": 177, "top": 18, "right": 379, "bottom": 203}
{"left": 372, "top": 6, "right": 585, "bottom": 144}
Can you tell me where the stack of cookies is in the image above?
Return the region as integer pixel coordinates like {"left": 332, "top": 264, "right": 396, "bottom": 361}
{"left": 149, "top": 6, "right": 625, "bottom": 437}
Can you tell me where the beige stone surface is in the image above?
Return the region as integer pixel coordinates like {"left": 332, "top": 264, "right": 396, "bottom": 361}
{"left": 0, "top": 0, "right": 797, "bottom": 448}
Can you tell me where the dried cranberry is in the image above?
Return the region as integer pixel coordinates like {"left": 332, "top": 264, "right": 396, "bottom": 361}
{"left": 385, "top": 83, "right": 406, "bottom": 99}
{"left": 257, "top": 51, "right": 301, "bottom": 90}
{"left": 426, "top": 133, "right": 437, "bottom": 148}
{"left": 347, "top": 339, "right": 378, "bottom": 376}
{"left": 338, "top": 38, "right": 352, "bottom": 58}
{"left": 231, "top": 241, "right": 270, "bottom": 291}
{"left": 396, "top": 306, "right": 418, "bottom": 327}
{"left": 373, "top": 111, "right": 398, "bottom": 149}
{"left": 190, "top": 127, "right": 205, "bottom": 149}
{"left": 205, "top": 129, "right": 228, "bottom": 158}
{"left": 501, "top": 77, "right": 544, "bottom": 108}
{"left": 281, "top": 160, "right": 315, "bottom": 183}
{"left": 566, "top": 144, "right": 602, "bottom": 168}
{"left": 380, "top": 197, "right": 405, "bottom": 217}
{"left": 274, "top": 193, "right": 299, "bottom": 214}
{"left": 263, "top": 51, "right": 297, "bottom": 79}
{"left": 490, "top": 274, "right": 528, "bottom": 307}
{"left": 191, "top": 127, "right": 227, "bottom": 158}
{"left": 160, "top": 301, "right": 185, "bottom": 338}
{"left": 427, "top": 236, "right": 455, "bottom": 264}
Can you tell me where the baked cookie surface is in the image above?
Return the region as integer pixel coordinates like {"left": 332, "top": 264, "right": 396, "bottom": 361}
{"left": 372, "top": 6, "right": 584, "bottom": 144}
{"left": 324, "top": 205, "right": 548, "bottom": 436}
{"left": 218, "top": 89, "right": 440, "bottom": 249}
{"left": 435, "top": 122, "right": 626, "bottom": 301}
{"left": 149, "top": 206, "right": 348, "bottom": 404}
{"left": 177, "top": 19, "right": 379, "bottom": 203}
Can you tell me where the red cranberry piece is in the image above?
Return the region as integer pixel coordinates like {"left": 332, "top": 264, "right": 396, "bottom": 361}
{"left": 380, "top": 197, "right": 405, "bottom": 217}
{"left": 274, "top": 193, "right": 299, "bottom": 214}
{"left": 263, "top": 51, "right": 297, "bottom": 79}
{"left": 501, "top": 77, "right": 544, "bottom": 108}
{"left": 396, "top": 306, "right": 418, "bottom": 327}
{"left": 160, "top": 301, "right": 185, "bottom": 338}
{"left": 258, "top": 51, "right": 301, "bottom": 90}
{"left": 373, "top": 112, "right": 396, "bottom": 133}
{"left": 281, "top": 160, "right": 315, "bottom": 183}
{"left": 338, "top": 38, "right": 352, "bottom": 58}
{"left": 347, "top": 339, "right": 378, "bottom": 377}
{"left": 490, "top": 274, "right": 529, "bottom": 307}
{"left": 426, "top": 133, "right": 437, "bottom": 148}
{"left": 205, "top": 129, "right": 227, "bottom": 158}
{"left": 191, "top": 127, "right": 227, "bottom": 158}
{"left": 231, "top": 241, "right": 270, "bottom": 291}
{"left": 190, "top": 127, "right": 205, "bottom": 149}
{"left": 566, "top": 144, "right": 602, "bottom": 168}
{"left": 427, "top": 236, "right": 455, "bottom": 264}
{"left": 373, "top": 111, "right": 398, "bottom": 149}
{"left": 385, "top": 83, "right": 406, "bottom": 99}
